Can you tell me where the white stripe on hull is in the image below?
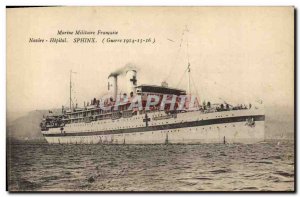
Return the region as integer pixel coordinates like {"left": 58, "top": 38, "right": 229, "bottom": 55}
{"left": 44, "top": 121, "right": 264, "bottom": 144}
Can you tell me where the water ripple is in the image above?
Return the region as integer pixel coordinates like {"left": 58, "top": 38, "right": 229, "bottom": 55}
{"left": 7, "top": 140, "right": 294, "bottom": 191}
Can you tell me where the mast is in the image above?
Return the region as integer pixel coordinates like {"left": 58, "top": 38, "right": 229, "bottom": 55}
{"left": 188, "top": 63, "right": 191, "bottom": 95}
{"left": 69, "top": 70, "right": 72, "bottom": 110}
{"left": 186, "top": 25, "right": 191, "bottom": 96}
{"left": 69, "top": 70, "right": 77, "bottom": 110}
{"left": 170, "top": 26, "right": 193, "bottom": 96}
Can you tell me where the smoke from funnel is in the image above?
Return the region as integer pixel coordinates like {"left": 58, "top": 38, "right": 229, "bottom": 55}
{"left": 108, "top": 63, "right": 138, "bottom": 77}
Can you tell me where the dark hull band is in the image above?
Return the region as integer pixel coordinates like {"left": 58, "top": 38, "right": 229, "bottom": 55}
{"left": 43, "top": 115, "right": 265, "bottom": 137}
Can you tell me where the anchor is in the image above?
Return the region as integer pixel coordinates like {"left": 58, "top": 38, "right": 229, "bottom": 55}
{"left": 165, "top": 133, "right": 169, "bottom": 144}
{"left": 245, "top": 117, "right": 255, "bottom": 127}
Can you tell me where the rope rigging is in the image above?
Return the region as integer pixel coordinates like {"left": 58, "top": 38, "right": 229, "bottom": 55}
{"left": 164, "top": 26, "right": 190, "bottom": 83}
{"left": 175, "top": 66, "right": 189, "bottom": 88}
{"left": 190, "top": 72, "right": 201, "bottom": 102}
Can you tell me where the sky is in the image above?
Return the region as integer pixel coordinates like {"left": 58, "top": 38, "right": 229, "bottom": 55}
{"left": 7, "top": 7, "right": 294, "bottom": 118}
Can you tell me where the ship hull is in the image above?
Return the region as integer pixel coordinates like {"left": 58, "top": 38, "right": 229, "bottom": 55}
{"left": 42, "top": 109, "right": 265, "bottom": 144}
{"left": 44, "top": 121, "right": 264, "bottom": 144}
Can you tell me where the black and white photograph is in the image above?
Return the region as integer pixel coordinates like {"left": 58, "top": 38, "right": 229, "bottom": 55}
{"left": 6, "top": 6, "right": 295, "bottom": 192}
